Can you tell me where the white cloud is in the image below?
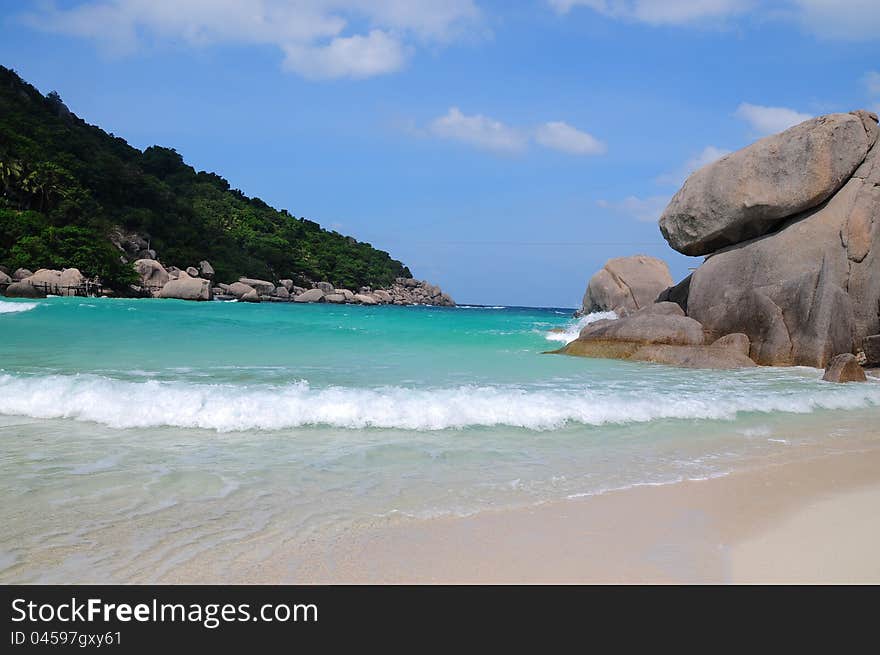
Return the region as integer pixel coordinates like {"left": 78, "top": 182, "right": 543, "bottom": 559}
{"left": 429, "top": 107, "right": 527, "bottom": 153}
{"left": 735, "top": 102, "right": 812, "bottom": 136}
{"left": 20, "top": 0, "right": 480, "bottom": 79}
{"left": 549, "top": 1, "right": 880, "bottom": 41}
{"left": 656, "top": 145, "right": 731, "bottom": 186}
{"left": 597, "top": 195, "right": 670, "bottom": 223}
{"left": 282, "top": 29, "right": 407, "bottom": 79}
{"left": 534, "top": 121, "right": 606, "bottom": 155}
{"left": 548, "top": 0, "right": 753, "bottom": 25}
{"left": 790, "top": 0, "right": 880, "bottom": 41}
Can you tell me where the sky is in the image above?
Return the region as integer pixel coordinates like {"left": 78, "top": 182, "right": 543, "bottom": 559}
{"left": 1, "top": 1, "right": 879, "bottom": 307}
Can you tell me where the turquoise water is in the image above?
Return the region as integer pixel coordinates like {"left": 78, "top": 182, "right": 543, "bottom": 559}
{"left": 1, "top": 296, "right": 879, "bottom": 582}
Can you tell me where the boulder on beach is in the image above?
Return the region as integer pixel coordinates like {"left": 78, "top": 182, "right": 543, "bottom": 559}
{"left": 4, "top": 281, "right": 46, "bottom": 298}
{"left": 238, "top": 277, "right": 274, "bottom": 295}
{"left": 652, "top": 109, "right": 880, "bottom": 368}
{"left": 353, "top": 293, "right": 378, "bottom": 305}
{"left": 199, "top": 261, "right": 215, "bottom": 279}
{"left": 0, "top": 271, "right": 11, "bottom": 286}
{"left": 157, "top": 272, "right": 212, "bottom": 301}
{"left": 558, "top": 305, "right": 755, "bottom": 369}
{"left": 227, "top": 282, "right": 256, "bottom": 299}
{"left": 316, "top": 281, "right": 335, "bottom": 294}
{"left": 134, "top": 259, "right": 170, "bottom": 292}
{"left": 279, "top": 279, "right": 293, "bottom": 291}
{"left": 324, "top": 293, "right": 346, "bottom": 303}
{"left": 660, "top": 111, "right": 879, "bottom": 256}
{"left": 373, "top": 289, "right": 392, "bottom": 303}
{"left": 240, "top": 288, "right": 260, "bottom": 303}
{"left": 12, "top": 268, "right": 33, "bottom": 281}
{"left": 274, "top": 286, "right": 290, "bottom": 300}
{"left": 822, "top": 353, "right": 867, "bottom": 383}
{"left": 580, "top": 255, "right": 673, "bottom": 316}
{"left": 294, "top": 289, "right": 325, "bottom": 303}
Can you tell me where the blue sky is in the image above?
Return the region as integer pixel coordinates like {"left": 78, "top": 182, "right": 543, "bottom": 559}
{"left": 2, "top": 1, "right": 879, "bottom": 307}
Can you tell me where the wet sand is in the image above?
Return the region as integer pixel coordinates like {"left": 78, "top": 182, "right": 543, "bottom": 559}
{"left": 279, "top": 446, "right": 880, "bottom": 584}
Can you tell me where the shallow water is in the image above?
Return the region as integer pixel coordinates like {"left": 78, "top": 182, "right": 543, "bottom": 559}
{"left": 0, "top": 296, "right": 878, "bottom": 581}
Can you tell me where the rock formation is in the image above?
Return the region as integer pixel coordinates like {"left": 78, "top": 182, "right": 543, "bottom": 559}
{"left": 579, "top": 255, "right": 673, "bottom": 316}
{"left": 822, "top": 353, "right": 867, "bottom": 383}
{"left": 558, "top": 302, "right": 755, "bottom": 369}
{"left": 563, "top": 109, "right": 879, "bottom": 371}
{"left": 667, "top": 110, "right": 880, "bottom": 368}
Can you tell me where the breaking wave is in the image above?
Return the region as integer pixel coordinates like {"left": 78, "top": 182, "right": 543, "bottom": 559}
{"left": 0, "top": 301, "right": 38, "bottom": 314}
{"left": 545, "top": 311, "right": 618, "bottom": 344}
{"left": 0, "top": 372, "right": 878, "bottom": 432}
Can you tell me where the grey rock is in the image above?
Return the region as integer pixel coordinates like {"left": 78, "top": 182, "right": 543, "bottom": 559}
{"left": 324, "top": 293, "right": 346, "bottom": 303}
{"left": 581, "top": 255, "right": 674, "bottom": 315}
{"left": 353, "top": 293, "right": 378, "bottom": 305}
{"left": 274, "top": 286, "right": 290, "bottom": 300}
{"left": 240, "top": 288, "right": 261, "bottom": 303}
{"left": 186, "top": 266, "right": 199, "bottom": 278}
{"left": 13, "top": 268, "right": 33, "bottom": 281}
{"left": 0, "top": 271, "right": 10, "bottom": 285}
{"left": 227, "top": 282, "right": 256, "bottom": 299}
{"left": 660, "top": 111, "right": 878, "bottom": 256}
{"left": 198, "top": 261, "right": 215, "bottom": 279}
{"left": 317, "top": 281, "right": 335, "bottom": 294}
{"left": 822, "top": 353, "right": 867, "bottom": 383}
{"left": 238, "top": 278, "right": 275, "bottom": 295}
{"left": 294, "top": 289, "right": 325, "bottom": 303}
{"left": 279, "top": 279, "right": 293, "bottom": 291}
{"left": 3, "top": 281, "right": 46, "bottom": 298}
{"left": 157, "top": 272, "right": 212, "bottom": 301}
{"left": 864, "top": 335, "right": 880, "bottom": 367}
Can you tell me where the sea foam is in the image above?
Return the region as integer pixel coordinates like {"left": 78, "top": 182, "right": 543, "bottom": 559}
{"left": 0, "top": 372, "right": 878, "bottom": 432}
{"left": 0, "top": 301, "right": 38, "bottom": 314}
{"left": 544, "top": 311, "right": 618, "bottom": 344}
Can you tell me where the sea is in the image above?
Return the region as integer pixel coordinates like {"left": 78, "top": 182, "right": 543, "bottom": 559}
{"left": 1, "top": 296, "right": 878, "bottom": 582}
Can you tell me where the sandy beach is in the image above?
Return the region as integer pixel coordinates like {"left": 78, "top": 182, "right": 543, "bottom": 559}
{"left": 281, "top": 446, "right": 880, "bottom": 584}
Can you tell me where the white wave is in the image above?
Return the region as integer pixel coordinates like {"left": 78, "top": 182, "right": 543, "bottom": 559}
{"left": 0, "top": 301, "right": 38, "bottom": 314}
{"left": 545, "top": 310, "right": 618, "bottom": 344}
{"left": 0, "top": 373, "right": 878, "bottom": 432}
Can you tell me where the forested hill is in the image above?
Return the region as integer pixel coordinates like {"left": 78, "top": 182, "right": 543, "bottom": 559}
{"left": 0, "top": 65, "right": 412, "bottom": 291}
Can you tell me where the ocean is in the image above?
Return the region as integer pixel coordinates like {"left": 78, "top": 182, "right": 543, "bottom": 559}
{"left": 1, "top": 296, "right": 879, "bottom": 582}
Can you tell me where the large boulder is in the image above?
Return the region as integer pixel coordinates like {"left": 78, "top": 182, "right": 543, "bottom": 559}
{"left": 864, "top": 335, "right": 880, "bottom": 367}
{"left": 324, "top": 293, "right": 346, "bottom": 303}
{"left": 134, "top": 259, "right": 170, "bottom": 292}
{"left": 0, "top": 271, "right": 11, "bottom": 286}
{"left": 157, "top": 272, "right": 212, "bottom": 301}
{"left": 316, "top": 281, "right": 335, "bottom": 294}
{"left": 294, "top": 289, "right": 325, "bottom": 303}
{"left": 60, "top": 268, "right": 84, "bottom": 290}
{"left": 4, "top": 281, "right": 46, "bottom": 298}
{"left": 580, "top": 255, "right": 673, "bottom": 316}
{"left": 274, "top": 286, "right": 290, "bottom": 300}
{"left": 660, "top": 111, "right": 879, "bottom": 256}
{"left": 21, "top": 269, "right": 62, "bottom": 293}
{"left": 352, "top": 293, "right": 378, "bottom": 305}
{"left": 686, "top": 121, "right": 880, "bottom": 367}
{"left": 558, "top": 304, "right": 755, "bottom": 369}
{"left": 238, "top": 277, "right": 275, "bottom": 295}
{"left": 227, "top": 282, "right": 256, "bottom": 300}
{"left": 822, "top": 353, "right": 867, "bottom": 383}
{"left": 12, "top": 268, "right": 33, "bottom": 281}
{"left": 198, "top": 261, "right": 215, "bottom": 279}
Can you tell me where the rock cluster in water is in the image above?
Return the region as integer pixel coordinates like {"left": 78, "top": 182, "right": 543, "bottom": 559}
{"left": 564, "top": 109, "right": 880, "bottom": 378}
{"left": 127, "top": 258, "right": 455, "bottom": 307}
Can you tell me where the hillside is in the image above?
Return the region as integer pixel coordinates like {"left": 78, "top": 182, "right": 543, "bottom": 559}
{"left": 0, "top": 65, "right": 411, "bottom": 292}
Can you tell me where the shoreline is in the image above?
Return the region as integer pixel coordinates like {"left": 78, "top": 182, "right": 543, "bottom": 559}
{"left": 276, "top": 446, "right": 880, "bottom": 584}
